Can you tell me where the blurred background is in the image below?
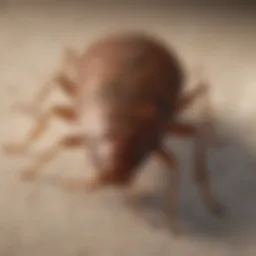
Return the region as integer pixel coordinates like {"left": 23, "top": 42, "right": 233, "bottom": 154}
{"left": 0, "top": 1, "right": 256, "bottom": 255}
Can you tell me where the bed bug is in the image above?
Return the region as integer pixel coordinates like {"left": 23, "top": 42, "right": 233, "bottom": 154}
{"left": 2, "top": 31, "right": 224, "bottom": 232}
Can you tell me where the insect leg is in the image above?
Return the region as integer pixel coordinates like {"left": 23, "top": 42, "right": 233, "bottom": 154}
{"left": 59, "top": 171, "right": 109, "bottom": 193}
{"left": 2, "top": 105, "right": 77, "bottom": 155}
{"left": 20, "top": 133, "right": 85, "bottom": 181}
{"left": 53, "top": 72, "right": 77, "bottom": 98}
{"left": 175, "top": 80, "right": 216, "bottom": 144}
{"left": 12, "top": 73, "right": 77, "bottom": 118}
{"left": 176, "top": 82, "right": 208, "bottom": 114}
{"left": 168, "top": 122, "right": 225, "bottom": 218}
{"left": 52, "top": 46, "right": 79, "bottom": 99}
{"left": 155, "top": 147, "right": 180, "bottom": 234}
{"left": 11, "top": 48, "right": 78, "bottom": 116}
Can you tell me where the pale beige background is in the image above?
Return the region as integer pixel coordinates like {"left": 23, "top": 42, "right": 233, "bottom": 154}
{"left": 1, "top": 2, "right": 256, "bottom": 256}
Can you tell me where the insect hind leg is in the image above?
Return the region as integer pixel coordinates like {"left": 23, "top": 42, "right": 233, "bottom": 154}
{"left": 168, "top": 122, "right": 225, "bottom": 218}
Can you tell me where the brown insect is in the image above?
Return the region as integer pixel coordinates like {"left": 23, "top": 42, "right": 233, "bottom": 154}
{"left": 3, "top": 31, "right": 224, "bottom": 232}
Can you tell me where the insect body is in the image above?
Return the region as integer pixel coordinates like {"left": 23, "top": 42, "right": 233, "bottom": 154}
{"left": 3, "top": 31, "right": 224, "bottom": 232}
{"left": 76, "top": 33, "right": 184, "bottom": 186}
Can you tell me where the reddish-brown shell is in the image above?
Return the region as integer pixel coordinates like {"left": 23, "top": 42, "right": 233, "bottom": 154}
{"left": 75, "top": 32, "right": 184, "bottom": 185}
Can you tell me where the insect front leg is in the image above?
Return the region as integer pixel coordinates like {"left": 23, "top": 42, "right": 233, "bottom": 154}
{"left": 176, "top": 81, "right": 208, "bottom": 114}
{"left": 51, "top": 46, "right": 79, "bottom": 100}
{"left": 11, "top": 73, "right": 78, "bottom": 118}
{"left": 11, "top": 48, "right": 78, "bottom": 117}
{"left": 2, "top": 105, "right": 77, "bottom": 155}
{"left": 59, "top": 46, "right": 80, "bottom": 73}
{"left": 175, "top": 80, "right": 216, "bottom": 145}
